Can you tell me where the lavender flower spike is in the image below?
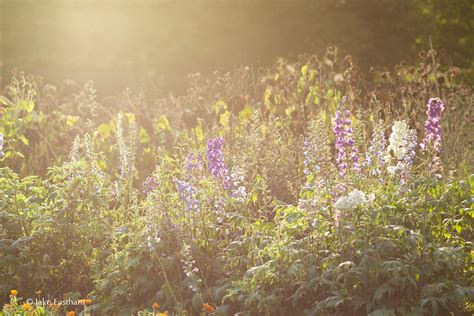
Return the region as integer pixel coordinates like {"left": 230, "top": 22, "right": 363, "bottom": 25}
{"left": 207, "top": 137, "right": 231, "bottom": 188}
{"left": 365, "top": 122, "right": 386, "bottom": 176}
{"left": 175, "top": 178, "right": 200, "bottom": 212}
{"left": 421, "top": 97, "right": 444, "bottom": 153}
{"left": 333, "top": 109, "right": 360, "bottom": 176}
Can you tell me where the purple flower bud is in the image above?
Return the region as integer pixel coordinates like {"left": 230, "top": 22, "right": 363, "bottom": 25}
{"left": 142, "top": 176, "right": 159, "bottom": 195}
{"left": 421, "top": 98, "right": 444, "bottom": 153}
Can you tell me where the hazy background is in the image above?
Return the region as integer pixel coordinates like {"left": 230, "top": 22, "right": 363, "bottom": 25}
{"left": 1, "top": 0, "right": 473, "bottom": 95}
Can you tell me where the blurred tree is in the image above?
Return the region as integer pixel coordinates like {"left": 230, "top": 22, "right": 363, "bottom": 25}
{"left": 1, "top": 0, "right": 472, "bottom": 94}
{"left": 413, "top": 0, "right": 474, "bottom": 76}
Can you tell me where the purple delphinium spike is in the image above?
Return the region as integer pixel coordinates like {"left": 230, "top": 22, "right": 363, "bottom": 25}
{"left": 333, "top": 108, "right": 360, "bottom": 176}
{"left": 207, "top": 137, "right": 231, "bottom": 189}
{"left": 334, "top": 110, "right": 348, "bottom": 176}
{"left": 350, "top": 136, "right": 361, "bottom": 174}
{"left": 400, "top": 129, "right": 417, "bottom": 185}
{"left": 143, "top": 176, "right": 159, "bottom": 195}
{"left": 174, "top": 178, "right": 200, "bottom": 212}
{"left": 421, "top": 97, "right": 444, "bottom": 153}
{"left": 365, "top": 122, "right": 387, "bottom": 176}
{"left": 403, "top": 130, "right": 417, "bottom": 168}
{"left": 302, "top": 118, "right": 332, "bottom": 190}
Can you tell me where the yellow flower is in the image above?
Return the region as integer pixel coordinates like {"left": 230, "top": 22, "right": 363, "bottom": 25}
{"left": 23, "top": 303, "right": 33, "bottom": 310}
{"left": 10, "top": 289, "right": 18, "bottom": 296}
{"left": 202, "top": 303, "right": 216, "bottom": 313}
{"left": 158, "top": 312, "right": 169, "bottom": 316}
{"left": 35, "top": 290, "right": 42, "bottom": 295}
{"left": 152, "top": 302, "right": 160, "bottom": 310}
{"left": 79, "top": 299, "right": 93, "bottom": 305}
{"left": 66, "top": 311, "right": 76, "bottom": 316}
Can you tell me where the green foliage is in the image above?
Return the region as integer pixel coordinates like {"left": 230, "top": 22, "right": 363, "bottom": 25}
{"left": 1, "top": 50, "right": 473, "bottom": 315}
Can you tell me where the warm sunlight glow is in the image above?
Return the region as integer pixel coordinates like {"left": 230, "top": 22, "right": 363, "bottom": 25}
{"left": 0, "top": 1, "right": 472, "bottom": 315}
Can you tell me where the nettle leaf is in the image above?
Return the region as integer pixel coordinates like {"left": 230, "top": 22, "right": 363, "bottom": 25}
{"left": 373, "top": 283, "right": 394, "bottom": 303}
{"left": 451, "top": 286, "right": 466, "bottom": 305}
{"left": 288, "top": 262, "right": 304, "bottom": 278}
{"left": 321, "top": 295, "right": 347, "bottom": 309}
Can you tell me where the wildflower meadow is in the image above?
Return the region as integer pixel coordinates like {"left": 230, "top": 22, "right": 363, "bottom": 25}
{"left": 0, "top": 40, "right": 473, "bottom": 316}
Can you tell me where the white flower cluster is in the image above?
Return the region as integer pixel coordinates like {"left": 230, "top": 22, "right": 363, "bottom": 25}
{"left": 334, "top": 189, "right": 373, "bottom": 211}
{"left": 387, "top": 120, "right": 409, "bottom": 160}
{"left": 180, "top": 243, "right": 201, "bottom": 293}
{"left": 181, "top": 243, "right": 199, "bottom": 277}
{"left": 386, "top": 121, "right": 416, "bottom": 175}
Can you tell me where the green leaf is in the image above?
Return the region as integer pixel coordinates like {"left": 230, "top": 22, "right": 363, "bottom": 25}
{"left": 20, "top": 101, "right": 35, "bottom": 113}
{"left": 153, "top": 115, "right": 171, "bottom": 132}
{"left": 139, "top": 127, "right": 150, "bottom": 144}
{"left": 66, "top": 115, "right": 79, "bottom": 127}
{"left": 192, "top": 293, "right": 203, "bottom": 312}
{"left": 19, "top": 134, "right": 29, "bottom": 145}
{"left": 214, "top": 100, "right": 228, "bottom": 114}
{"left": 301, "top": 64, "right": 308, "bottom": 78}
{"left": 373, "top": 283, "right": 392, "bottom": 303}
{"left": 97, "top": 123, "right": 111, "bottom": 138}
